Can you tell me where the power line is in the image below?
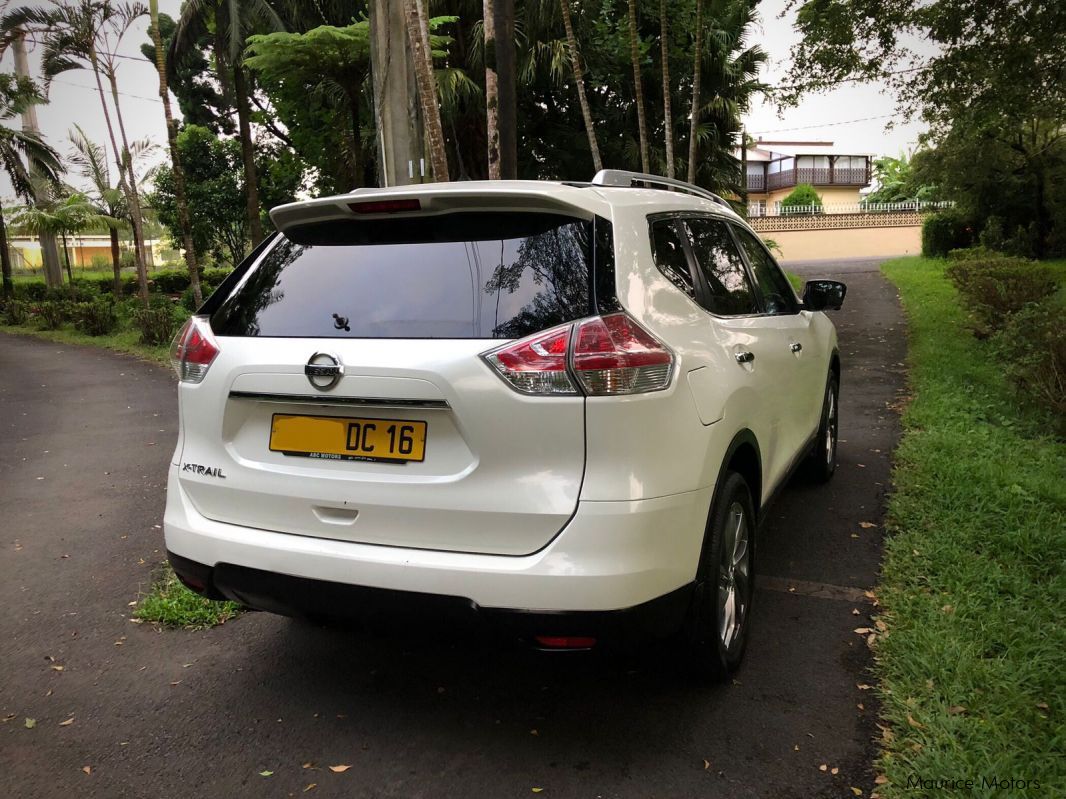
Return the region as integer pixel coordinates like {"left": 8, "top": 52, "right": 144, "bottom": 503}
{"left": 49, "top": 76, "right": 161, "bottom": 104}
{"left": 748, "top": 113, "right": 897, "bottom": 135}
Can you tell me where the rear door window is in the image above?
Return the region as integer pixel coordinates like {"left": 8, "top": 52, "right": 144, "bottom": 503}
{"left": 210, "top": 213, "right": 596, "bottom": 339}
{"left": 649, "top": 219, "right": 696, "bottom": 298}
{"left": 682, "top": 217, "right": 759, "bottom": 316}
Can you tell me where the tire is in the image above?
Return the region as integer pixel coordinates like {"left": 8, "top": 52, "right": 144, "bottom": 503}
{"left": 683, "top": 470, "right": 756, "bottom": 681}
{"left": 804, "top": 372, "right": 839, "bottom": 483}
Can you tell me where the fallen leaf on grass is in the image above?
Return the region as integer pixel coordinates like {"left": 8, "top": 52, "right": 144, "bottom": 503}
{"left": 258, "top": 770, "right": 273, "bottom": 777}
{"left": 82, "top": 766, "right": 91, "bottom": 775}
{"left": 1036, "top": 702, "right": 1049, "bottom": 711}
{"left": 24, "top": 718, "right": 36, "bottom": 729}
{"left": 328, "top": 765, "right": 351, "bottom": 773}
{"left": 59, "top": 717, "right": 74, "bottom": 726}
{"left": 859, "top": 522, "right": 877, "bottom": 529}
{"left": 851, "top": 787, "right": 863, "bottom": 796}
{"left": 875, "top": 775, "right": 889, "bottom": 785}
{"left": 906, "top": 714, "right": 924, "bottom": 729}
{"left": 857, "top": 684, "right": 872, "bottom": 691}
{"left": 854, "top": 627, "right": 874, "bottom": 635}
{"left": 947, "top": 706, "right": 967, "bottom": 715}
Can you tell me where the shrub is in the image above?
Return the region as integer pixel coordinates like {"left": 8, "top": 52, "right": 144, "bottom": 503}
{"left": 922, "top": 210, "right": 972, "bottom": 257}
{"left": 151, "top": 269, "right": 191, "bottom": 293}
{"left": 945, "top": 257, "right": 1057, "bottom": 336}
{"left": 180, "top": 286, "right": 201, "bottom": 312}
{"left": 201, "top": 268, "right": 231, "bottom": 291}
{"left": 73, "top": 299, "right": 118, "bottom": 336}
{"left": 979, "top": 216, "right": 1007, "bottom": 252}
{"left": 947, "top": 246, "right": 1007, "bottom": 262}
{"left": 90, "top": 254, "right": 111, "bottom": 271}
{"left": 34, "top": 300, "right": 69, "bottom": 330}
{"left": 779, "top": 183, "right": 823, "bottom": 215}
{"left": 994, "top": 299, "right": 1066, "bottom": 421}
{"left": 3, "top": 299, "right": 29, "bottom": 325}
{"left": 133, "top": 303, "right": 181, "bottom": 345}
{"left": 14, "top": 281, "right": 48, "bottom": 301}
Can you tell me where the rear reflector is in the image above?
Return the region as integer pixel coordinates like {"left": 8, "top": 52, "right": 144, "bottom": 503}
{"left": 534, "top": 636, "right": 597, "bottom": 650}
{"left": 347, "top": 199, "right": 421, "bottom": 214}
{"left": 170, "top": 316, "right": 219, "bottom": 383}
{"left": 482, "top": 312, "right": 673, "bottom": 397}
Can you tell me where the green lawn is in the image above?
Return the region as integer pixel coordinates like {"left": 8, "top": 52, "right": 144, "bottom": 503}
{"left": 875, "top": 256, "right": 1065, "bottom": 795}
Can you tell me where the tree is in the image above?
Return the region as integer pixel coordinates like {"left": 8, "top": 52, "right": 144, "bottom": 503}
{"left": 67, "top": 124, "right": 125, "bottom": 294}
{"left": 169, "top": 0, "right": 286, "bottom": 246}
{"left": 627, "top": 0, "right": 649, "bottom": 172}
{"left": 10, "top": 0, "right": 154, "bottom": 303}
{"left": 659, "top": 0, "right": 674, "bottom": 178}
{"left": 785, "top": 0, "right": 1066, "bottom": 255}
{"left": 403, "top": 0, "right": 450, "bottom": 181}
{"left": 558, "top": 0, "right": 602, "bottom": 172}
{"left": 245, "top": 23, "right": 373, "bottom": 190}
{"left": 12, "top": 187, "right": 113, "bottom": 283}
{"left": 0, "top": 73, "right": 62, "bottom": 296}
{"left": 148, "top": 0, "right": 201, "bottom": 305}
{"left": 686, "top": 0, "right": 703, "bottom": 183}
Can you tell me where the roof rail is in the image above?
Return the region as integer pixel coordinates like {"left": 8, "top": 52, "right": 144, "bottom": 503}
{"left": 590, "top": 169, "right": 732, "bottom": 209}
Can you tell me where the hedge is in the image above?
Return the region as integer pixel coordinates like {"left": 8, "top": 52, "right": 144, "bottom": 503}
{"left": 15, "top": 268, "right": 232, "bottom": 300}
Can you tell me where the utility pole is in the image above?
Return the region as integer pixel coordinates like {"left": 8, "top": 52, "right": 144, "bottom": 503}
{"left": 12, "top": 34, "right": 62, "bottom": 289}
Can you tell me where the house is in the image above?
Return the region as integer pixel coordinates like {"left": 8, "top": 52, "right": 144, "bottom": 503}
{"left": 740, "top": 140, "right": 873, "bottom": 216}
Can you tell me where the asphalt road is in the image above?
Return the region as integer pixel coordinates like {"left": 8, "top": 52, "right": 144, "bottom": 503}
{"left": 0, "top": 257, "right": 905, "bottom": 799}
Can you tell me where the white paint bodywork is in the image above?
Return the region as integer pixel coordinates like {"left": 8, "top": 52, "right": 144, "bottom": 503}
{"left": 164, "top": 180, "right": 838, "bottom": 613}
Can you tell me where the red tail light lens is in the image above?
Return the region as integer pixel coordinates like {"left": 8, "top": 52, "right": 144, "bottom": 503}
{"left": 572, "top": 313, "right": 673, "bottom": 395}
{"left": 482, "top": 313, "right": 673, "bottom": 396}
{"left": 534, "top": 635, "right": 597, "bottom": 650}
{"left": 482, "top": 323, "right": 578, "bottom": 395}
{"left": 170, "top": 316, "right": 219, "bottom": 383}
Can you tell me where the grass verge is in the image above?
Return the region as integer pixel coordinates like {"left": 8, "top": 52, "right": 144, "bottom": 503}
{"left": 134, "top": 562, "right": 242, "bottom": 629}
{"left": 875, "top": 256, "right": 1065, "bottom": 795}
{"left": 0, "top": 322, "right": 170, "bottom": 366}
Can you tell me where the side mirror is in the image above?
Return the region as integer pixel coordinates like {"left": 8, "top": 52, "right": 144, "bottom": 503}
{"left": 802, "top": 279, "right": 847, "bottom": 311}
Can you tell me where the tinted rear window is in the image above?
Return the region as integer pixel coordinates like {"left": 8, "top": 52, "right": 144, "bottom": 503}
{"left": 210, "top": 213, "right": 595, "bottom": 339}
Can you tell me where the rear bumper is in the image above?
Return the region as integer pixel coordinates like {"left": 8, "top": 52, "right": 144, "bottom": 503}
{"left": 163, "top": 467, "right": 711, "bottom": 614}
{"left": 168, "top": 550, "right": 694, "bottom": 645}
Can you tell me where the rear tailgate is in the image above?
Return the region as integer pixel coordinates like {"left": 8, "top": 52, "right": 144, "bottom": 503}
{"left": 177, "top": 187, "right": 611, "bottom": 556}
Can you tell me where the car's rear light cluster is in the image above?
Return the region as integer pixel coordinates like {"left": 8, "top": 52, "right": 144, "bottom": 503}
{"left": 170, "top": 316, "right": 219, "bottom": 383}
{"left": 482, "top": 312, "right": 674, "bottom": 396}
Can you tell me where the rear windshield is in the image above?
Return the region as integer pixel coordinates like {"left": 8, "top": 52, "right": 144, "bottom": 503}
{"left": 210, "top": 212, "right": 595, "bottom": 339}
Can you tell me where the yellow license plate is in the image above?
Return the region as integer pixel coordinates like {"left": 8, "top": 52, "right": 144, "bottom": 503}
{"left": 269, "top": 414, "right": 427, "bottom": 463}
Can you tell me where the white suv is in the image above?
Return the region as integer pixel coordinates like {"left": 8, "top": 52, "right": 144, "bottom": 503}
{"left": 165, "top": 170, "right": 844, "bottom": 679}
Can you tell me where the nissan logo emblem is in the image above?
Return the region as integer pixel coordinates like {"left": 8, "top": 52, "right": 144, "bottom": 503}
{"left": 305, "top": 352, "right": 344, "bottom": 391}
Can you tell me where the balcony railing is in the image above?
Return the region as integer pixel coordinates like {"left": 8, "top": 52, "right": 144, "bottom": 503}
{"left": 753, "top": 166, "right": 870, "bottom": 192}
{"left": 747, "top": 200, "right": 955, "bottom": 218}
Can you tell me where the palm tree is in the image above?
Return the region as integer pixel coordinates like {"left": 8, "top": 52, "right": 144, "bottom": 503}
{"left": 67, "top": 124, "right": 127, "bottom": 294}
{"left": 170, "top": 0, "right": 285, "bottom": 246}
{"left": 12, "top": 185, "right": 114, "bottom": 284}
{"left": 9, "top": 0, "right": 154, "bottom": 304}
{"left": 627, "top": 0, "right": 649, "bottom": 172}
{"left": 402, "top": 0, "right": 450, "bottom": 181}
{"left": 687, "top": 0, "right": 704, "bottom": 183}
{"left": 660, "top": 0, "right": 674, "bottom": 178}
{"left": 0, "top": 73, "right": 62, "bottom": 296}
{"left": 559, "top": 0, "right": 602, "bottom": 171}
{"left": 148, "top": 0, "right": 200, "bottom": 304}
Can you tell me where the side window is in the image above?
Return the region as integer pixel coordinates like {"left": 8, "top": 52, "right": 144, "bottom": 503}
{"left": 732, "top": 226, "right": 799, "bottom": 315}
{"left": 683, "top": 217, "right": 759, "bottom": 316}
{"left": 649, "top": 219, "right": 696, "bottom": 299}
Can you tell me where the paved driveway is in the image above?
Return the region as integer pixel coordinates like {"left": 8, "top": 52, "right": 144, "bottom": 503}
{"left": 0, "top": 259, "right": 905, "bottom": 798}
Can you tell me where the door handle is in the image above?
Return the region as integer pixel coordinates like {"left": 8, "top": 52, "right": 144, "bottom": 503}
{"left": 790, "top": 342, "right": 803, "bottom": 353}
{"left": 735, "top": 351, "right": 755, "bottom": 364}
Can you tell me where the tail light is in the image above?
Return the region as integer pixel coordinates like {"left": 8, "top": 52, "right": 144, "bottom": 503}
{"left": 170, "top": 316, "right": 219, "bottom": 383}
{"left": 482, "top": 312, "right": 673, "bottom": 396}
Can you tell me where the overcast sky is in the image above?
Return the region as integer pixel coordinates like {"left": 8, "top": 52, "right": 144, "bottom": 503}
{"left": 0, "top": 0, "right": 925, "bottom": 198}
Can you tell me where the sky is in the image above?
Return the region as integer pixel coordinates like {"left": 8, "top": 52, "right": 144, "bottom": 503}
{"left": 0, "top": 0, "right": 925, "bottom": 198}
